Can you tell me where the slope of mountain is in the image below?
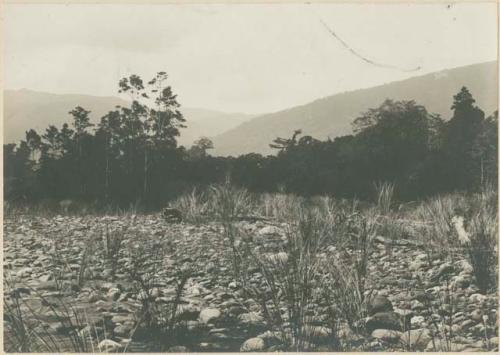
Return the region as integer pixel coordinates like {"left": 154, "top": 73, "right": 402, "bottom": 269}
{"left": 4, "top": 89, "right": 128, "bottom": 144}
{"left": 176, "top": 108, "right": 254, "bottom": 147}
{"left": 212, "top": 61, "right": 498, "bottom": 156}
{"left": 3, "top": 89, "right": 252, "bottom": 147}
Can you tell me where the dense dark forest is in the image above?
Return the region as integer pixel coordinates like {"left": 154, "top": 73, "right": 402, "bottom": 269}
{"left": 4, "top": 72, "right": 498, "bottom": 209}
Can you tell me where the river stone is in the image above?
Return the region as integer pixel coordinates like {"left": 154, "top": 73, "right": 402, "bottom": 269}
{"left": 470, "top": 309, "right": 483, "bottom": 322}
{"left": 107, "top": 288, "right": 121, "bottom": 301}
{"left": 114, "top": 323, "right": 133, "bottom": 337}
{"left": 98, "top": 339, "right": 123, "bottom": 352}
{"left": 199, "top": 308, "right": 222, "bottom": 324}
{"left": 177, "top": 304, "right": 201, "bottom": 321}
{"left": 88, "top": 292, "right": 100, "bottom": 303}
{"left": 258, "top": 226, "right": 282, "bottom": 236}
{"left": 304, "top": 325, "right": 330, "bottom": 343}
{"left": 238, "top": 312, "right": 265, "bottom": 327}
{"left": 410, "top": 315, "right": 425, "bottom": 328}
{"left": 111, "top": 314, "right": 133, "bottom": 324}
{"left": 168, "top": 345, "right": 189, "bottom": 352}
{"left": 17, "top": 267, "right": 33, "bottom": 278}
{"left": 365, "top": 312, "right": 403, "bottom": 332}
{"left": 371, "top": 329, "right": 402, "bottom": 343}
{"left": 425, "top": 339, "right": 467, "bottom": 352}
{"left": 401, "top": 328, "right": 432, "bottom": 350}
{"left": 368, "top": 295, "right": 393, "bottom": 316}
{"left": 240, "top": 337, "right": 265, "bottom": 352}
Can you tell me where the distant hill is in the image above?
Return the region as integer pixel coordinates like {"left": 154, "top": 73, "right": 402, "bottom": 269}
{"left": 3, "top": 89, "right": 252, "bottom": 147}
{"left": 176, "top": 108, "right": 254, "bottom": 147}
{"left": 211, "top": 61, "right": 498, "bottom": 156}
{"left": 4, "top": 89, "right": 127, "bottom": 144}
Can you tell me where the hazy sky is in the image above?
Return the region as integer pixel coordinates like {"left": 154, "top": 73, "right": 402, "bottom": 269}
{"left": 4, "top": 3, "right": 497, "bottom": 114}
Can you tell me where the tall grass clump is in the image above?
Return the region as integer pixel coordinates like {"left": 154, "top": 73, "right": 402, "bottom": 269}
{"left": 464, "top": 189, "right": 498, "bottom": 294}
{"left": 125, "top": 236, "right": 166, "bottom": 330}
{"left": 210, "top": 180, "right": 252, "bottom": 277}
{"left": 373, "top": 182, "right": 412, "bottom": 245}
{"left": 258, "top": 192, "right": 304, "bottom": 220}
{"left": 233, "top": 200, "right": 345, "bottom": 351}
{"left": 322, "top": 208, "right": 379, "bottom": 330}
{"left": 123, "top": 231, "right": 191, "bottom": 349}
{"left": 171, "top": 187, "right": 212, "bottom": 224}
{"left": 102, "top": 223, "right": 126, "bottom": 281}
{"left": 375, "top": 181, "right": 395, "bottom": 215}
{"left": 413, "top": 193, "right": 468, "bottom": 260}
{"left": 3, "top": 285, "right": 99, "bottom": 352}
{"left": 413, "top": 187, "right": 498, "bottom": 293}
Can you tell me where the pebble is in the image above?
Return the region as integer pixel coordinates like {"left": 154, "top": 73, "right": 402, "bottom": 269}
{"left": 4, "top": 214, "right": 498, "bottom": 353}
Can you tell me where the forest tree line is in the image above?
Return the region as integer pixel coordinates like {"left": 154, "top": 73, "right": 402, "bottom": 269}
{"left": 4, "top": 72, "right": 498, "bottom": 209}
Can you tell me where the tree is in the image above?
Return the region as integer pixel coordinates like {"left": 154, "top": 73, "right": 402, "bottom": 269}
{"left": 69, "top": 107, "right": 94, "bottom": 195}
{"left": 188, "top": 137, "right": 214, "bottom": 160}
{"left": 472, "top": 110, "right": 498, "bottom": 187}
{"left": 25, "top": 129, "right": 41, "bottom": 162}
{"left": 269, "top": 129, "right": 302, "bottom": 153}
{"left": 117, "top": 72, "right": 185, "bottom": 198}
{"left": 352, "top": 99, "right": 436, "bottom": 198}
{"left": 442, "top": 87, "right": 485, "bottom": 190}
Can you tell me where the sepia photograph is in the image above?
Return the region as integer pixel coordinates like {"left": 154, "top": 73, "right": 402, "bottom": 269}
{"left": 2, "top": 1, "right": 499, "bottom": 352}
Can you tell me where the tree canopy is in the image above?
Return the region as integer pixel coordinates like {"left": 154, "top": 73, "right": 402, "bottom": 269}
{"left": 4, "top": 80, "right": 497, "bottom": 208}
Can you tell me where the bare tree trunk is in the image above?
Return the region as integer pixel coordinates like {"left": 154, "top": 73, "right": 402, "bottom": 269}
{"left": 105, "top": 138, "right": 110, "bottom": 202}
{"left": 480, "top": 156, "right": 484, "bottom": 188}
{"left": 143, "top": 148, "right": 148, "bottom": 197}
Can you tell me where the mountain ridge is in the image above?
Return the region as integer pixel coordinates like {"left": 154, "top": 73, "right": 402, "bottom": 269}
{"left": 211, "top": 61, "right": 498, "bottom": 156}
{"left": 3, "top": 89, "right": 253, "bottom": 147}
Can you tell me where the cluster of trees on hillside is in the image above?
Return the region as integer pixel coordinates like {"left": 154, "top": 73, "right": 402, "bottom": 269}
{"left": 4, "top": 72, "right": 498, "bottom": 208}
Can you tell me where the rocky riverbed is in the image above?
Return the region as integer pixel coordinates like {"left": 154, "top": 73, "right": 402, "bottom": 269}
{"left": 3, "top": 213, "right": 499, "bottom": 352}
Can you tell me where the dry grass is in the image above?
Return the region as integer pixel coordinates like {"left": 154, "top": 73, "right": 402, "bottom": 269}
{"left": 3, "top": 284, "right": 101, "bottom": 352}
{"left": 170, "top": 187, "right": 212, "bottom": 224}
{"left": 241, "top": 203, "right": 336, "bottom": 351}
{"left": 464, "top": 188, "right": 498, "bottom": 294}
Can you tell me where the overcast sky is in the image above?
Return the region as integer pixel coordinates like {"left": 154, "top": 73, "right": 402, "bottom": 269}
{"left": 4, "top": 3, "right": 497, "bottom": 114}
